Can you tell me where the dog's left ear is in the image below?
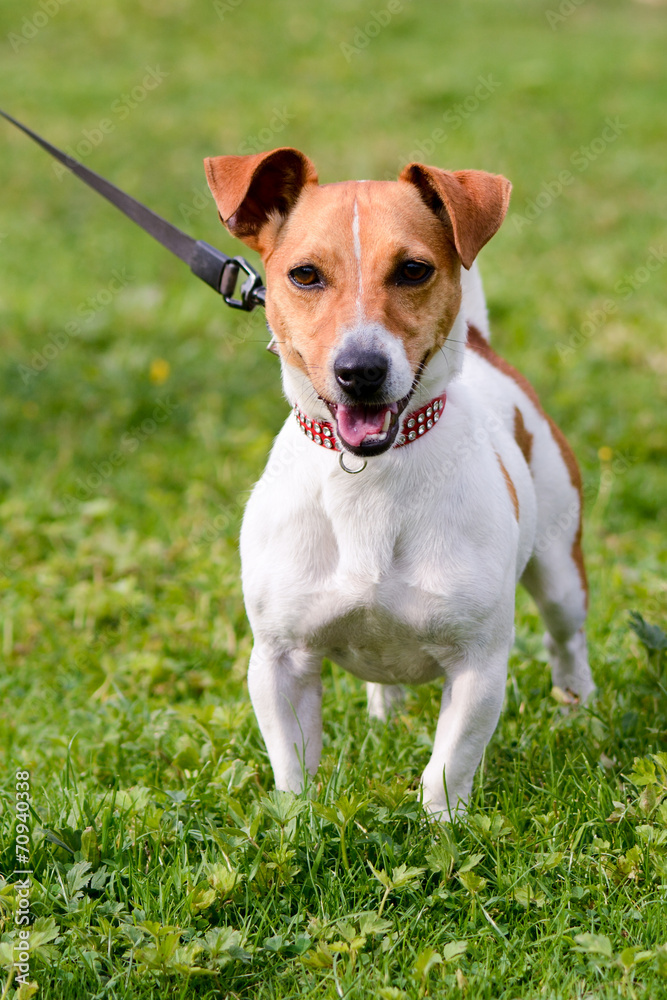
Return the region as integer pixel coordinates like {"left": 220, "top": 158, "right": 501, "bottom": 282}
{"left": 399, "top": 164, "right": 511, "bottom": 269}
{"left": 204, "top": 147, "right": 318, "bottom": 252}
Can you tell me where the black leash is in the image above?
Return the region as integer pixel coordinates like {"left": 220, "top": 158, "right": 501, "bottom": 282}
{"left": 0, "top": 109, "right": 265, "bottom": 312}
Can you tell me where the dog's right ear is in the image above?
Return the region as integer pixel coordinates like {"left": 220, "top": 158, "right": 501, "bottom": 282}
{"left": 204, "top": 148, "right": 318, "bottom": 252}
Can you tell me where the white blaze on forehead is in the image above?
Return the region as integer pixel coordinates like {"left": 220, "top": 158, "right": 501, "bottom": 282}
{"left": 352, "top": 197, "right": 363, "bottom": 311}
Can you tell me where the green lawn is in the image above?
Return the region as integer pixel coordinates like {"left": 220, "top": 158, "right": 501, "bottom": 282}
{"left": 1, "top": 0, "right": 666, "bottom": 997}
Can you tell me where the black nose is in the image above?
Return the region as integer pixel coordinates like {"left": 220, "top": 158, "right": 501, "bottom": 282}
{"left": 334, "top": 349, "right": 389, "bottom": 400}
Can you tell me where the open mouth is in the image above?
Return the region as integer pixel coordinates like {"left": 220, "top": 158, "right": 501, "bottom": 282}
{"left": 327, "top": 394, "right": 412, "bottom": 456}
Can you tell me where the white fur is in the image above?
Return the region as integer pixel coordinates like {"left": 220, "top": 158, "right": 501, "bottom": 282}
{"left": 242, "top": 275, "right": 592, "bottom": 820}
{"left": 460, "top": 261, "right": 491, "bottom": 340}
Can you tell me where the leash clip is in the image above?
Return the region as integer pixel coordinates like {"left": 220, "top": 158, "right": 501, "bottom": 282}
{"left": 221, "top": 255, "right": 266, "bottom": 311}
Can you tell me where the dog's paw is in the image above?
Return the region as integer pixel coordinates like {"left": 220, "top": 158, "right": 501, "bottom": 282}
{"left": 545, "top": 629, "right": 595, "bottom": 704}
{"left": 420, "top": 787, "right": 468, "bottom": 824}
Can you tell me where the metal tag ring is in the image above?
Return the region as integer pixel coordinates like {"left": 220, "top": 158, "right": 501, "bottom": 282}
{"left": 339, "top": 452, "right": 368, "bottom": 475}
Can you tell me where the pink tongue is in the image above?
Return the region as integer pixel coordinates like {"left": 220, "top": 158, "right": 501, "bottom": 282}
{"left": 336, "top": 405, "right": 392, "bottom": 447}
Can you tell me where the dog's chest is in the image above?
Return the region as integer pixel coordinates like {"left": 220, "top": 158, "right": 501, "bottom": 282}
{"left": 309, "top": 598, "right": 464, "bottom": 684}
{"left": 288, "top": 529, "right": 484, "bottom": 683}
{"left": 242, "top": 461, "right": 505, "bottom": 685}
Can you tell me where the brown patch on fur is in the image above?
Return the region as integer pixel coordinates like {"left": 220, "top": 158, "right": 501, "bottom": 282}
{"left": 513, "top": 406, "right": 533, "bottom": 466}
{"left": 496, "top": 452, "right": 519, "bottom": 520}
{"left": 571, "top": 519, "right": 587, "bottom": 608}
{"left": 468, "top": 323, "right": 587, "bottom": 604}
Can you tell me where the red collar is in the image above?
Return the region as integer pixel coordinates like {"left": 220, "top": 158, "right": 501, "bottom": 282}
{"left": 294, "top": 393, "right": 446, "bottom": 453}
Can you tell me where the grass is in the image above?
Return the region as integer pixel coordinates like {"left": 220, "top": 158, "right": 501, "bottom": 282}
{"left": 0, "top": 0, "right": 666, "bottom": 996}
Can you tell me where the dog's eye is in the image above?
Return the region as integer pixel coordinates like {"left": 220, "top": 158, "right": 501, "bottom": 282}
{"left": 397, "top": 260, "right": 434, "bottom": 285}
{"left": 289, "top": 265, "right": 321, "bottom": 287}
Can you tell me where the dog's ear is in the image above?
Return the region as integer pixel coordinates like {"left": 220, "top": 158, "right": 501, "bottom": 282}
{"left": 204, "top": 148, "right": 318, "bottom": 251}
{"left": 399, "top": 164, "right": 511, "bottom": 269}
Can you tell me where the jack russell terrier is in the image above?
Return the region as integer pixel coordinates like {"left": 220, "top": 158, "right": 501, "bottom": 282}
{"left": 204, "top": 149, "right": 594, "bottom": 818}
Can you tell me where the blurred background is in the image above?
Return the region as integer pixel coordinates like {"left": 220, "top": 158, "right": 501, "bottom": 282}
{"left": 0, "top": 0, "right": 665, "bottom": 750}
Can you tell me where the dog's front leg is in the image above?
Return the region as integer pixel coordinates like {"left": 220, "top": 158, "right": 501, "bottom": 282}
{"left": 421, "top": 652, "right": 508, "bottom": 819}
{"left": 247, "top": 644, "right": 323, "bottom": 792}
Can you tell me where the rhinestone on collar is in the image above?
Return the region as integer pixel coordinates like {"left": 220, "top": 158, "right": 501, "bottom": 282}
{"left": 294, "top": 408, "right": 341, "bottom": 451}
{"left": 394, "top": 393, "right": 446, "bottom": 447}
{"left": 294, "top": 393, "right": 446, "bottom": 453}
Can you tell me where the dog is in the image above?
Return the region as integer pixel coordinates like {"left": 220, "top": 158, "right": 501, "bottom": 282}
{"left": 203, "top": 149, "right": 594, "bottom": 818}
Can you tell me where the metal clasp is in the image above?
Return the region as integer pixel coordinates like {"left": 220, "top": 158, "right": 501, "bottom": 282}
{"left": 220, "top": 256, "right": 266, "bottom": 311}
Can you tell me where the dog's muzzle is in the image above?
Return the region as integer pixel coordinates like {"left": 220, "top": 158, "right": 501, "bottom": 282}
{"left": 328, "top": 347, "right": 409, "bottom": 455}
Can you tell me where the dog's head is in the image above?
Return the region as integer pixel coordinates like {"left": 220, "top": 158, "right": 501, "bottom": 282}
{"left": 205, "top": 149, "right": 510, "bottom": 456}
